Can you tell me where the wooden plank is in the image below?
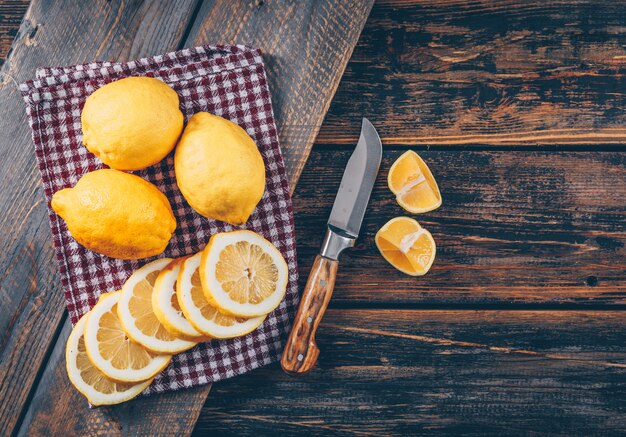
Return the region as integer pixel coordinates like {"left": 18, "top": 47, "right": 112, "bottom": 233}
{"left": 194, "top": 309, "right": 626, "bottom": 436}
{"left": 293, "top": 150, "right": 626, "bottom": 306}
{"left": 6, "top": 1, "right": 374, "bottom": 435}
{"left": 17, "top": 321, "right": 210, "bottom": 437}
{"left": 317, "top": 0, "right": 626, "bottom": 146}
{"left": 0, "top": 0, "right": 203, "bottom": 434}
{"left": 0, "top": 0, "right": 29, "bottom": 65}
{"left": 185, "top": 0, "right": 375, "bottom": 188}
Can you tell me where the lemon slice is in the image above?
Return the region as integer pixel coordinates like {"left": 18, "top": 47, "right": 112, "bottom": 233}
{"left": 153, "top": 257, "right": 206, "bottom": 341}
{"left": 200, "top": 230, "right": 288, "bottom": 317}
{"left": 84, "top": 291, "right": 171, "bottom": 382}
{"left": 375, "top": 217, "right": 436, "bottom": 276}
{"left": 177, "top": 252, "right": 266, "bottom": 339}
{"left": 388, "top": 150, "right": 442, "bottom": 213}
{"left": 118, "top": 258, "right": 197, "bottom": 354}
{"left": 66, "top": 311, "right": 152, "bottom": 405}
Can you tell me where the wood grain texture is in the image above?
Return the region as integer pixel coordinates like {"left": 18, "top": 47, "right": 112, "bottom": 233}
{"left": 1, "top": 0, "right": 374, "bottom": 435}
{"left": 282, "top": 255, "right": 338, "bottom": 375}
{"left": 3, "top": 0, "right": 625, "bottom": 435}
{"left": 293, "top": 149, "right": 626, "bottom": 306}
{"left": 195, "top": 309, "right": 626, "bottom": 436}
{"left": 0, "top": 0, "right": 29, "bottom": 65}
{"left": 185, "top": 0, "right": 375, "bottom": 188}
{"left": 0, "top": 0, "right": 202, "bottom": 434}
{"left": 17, "top": 320, "right": 210, "bottom": 437}
{"left": 316, "top": 0, "right": 626, "bottom": 146}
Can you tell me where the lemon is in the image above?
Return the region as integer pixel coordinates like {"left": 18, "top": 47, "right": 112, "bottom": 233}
{"left": 177, "top": 252, "right": 266, "bottom": 339}
{"left": 200, "top": 230, "right": 288, "bottom": 317}
{"left": 81, "top": 76, "right": 183, "bottom": 170}
{"left": 84, "top": 291, "right": 171, "bottom": 382}
{"left": 118, "top": 258, "right": 197, "bottom": 354}
{"left": 51, "top": 169, "right": 176, "bottom": 260}
{"left": 375, "top": 217, "right": 436, "bottom": 276}
{"left": 66, "top": 311, "right": 152, "bottom": 406}
{"left": 153, "top": 257, "right": 206, "bottom": 341}
{"left": 174, "top": 112, "right": 265, "bottom": 225}
{"left": 388, "top": 150, "right": 442, "bottom": 213}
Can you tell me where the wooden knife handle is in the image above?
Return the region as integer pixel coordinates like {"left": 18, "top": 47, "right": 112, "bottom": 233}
{"left": 281, "top": 254, "right": 338, "bottom": 375}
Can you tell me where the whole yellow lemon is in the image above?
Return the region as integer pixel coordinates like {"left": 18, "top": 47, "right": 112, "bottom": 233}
{"left": 51, "top": 169, "right": 176, "bottom": 260}
{"left": 81, "top": 77, "right": 184, "bottom": 170}
{"left": 174, "top": 112, "right": 266, "bottom": 225}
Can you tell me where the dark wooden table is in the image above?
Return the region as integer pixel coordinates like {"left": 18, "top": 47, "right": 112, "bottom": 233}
{"left": 2, "top": 1, "right": 626, "bottom": 436}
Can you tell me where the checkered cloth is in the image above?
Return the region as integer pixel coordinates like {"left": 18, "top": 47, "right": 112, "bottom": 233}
{"left": 19, "top": 45, "right": 299, "bottom": 395}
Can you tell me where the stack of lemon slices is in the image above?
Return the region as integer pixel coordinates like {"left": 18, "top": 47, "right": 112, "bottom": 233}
{"left": 66, "top": 230, "right": 288, "bottom": 405}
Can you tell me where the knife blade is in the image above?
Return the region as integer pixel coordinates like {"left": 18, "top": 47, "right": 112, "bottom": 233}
{"left": 281, "top": 118, "right": 382, "bottom": 375}
{"left": 327, "top": 117, "right": 383, "bottom": 239}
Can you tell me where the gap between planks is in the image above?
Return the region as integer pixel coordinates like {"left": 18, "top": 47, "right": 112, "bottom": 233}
{"left": 4, "top": 0, "right": 207, "bottom": 434}
{"left": 327, "top": 301, "right": 626, "bottom": 311}
{"left": 11, "top": 311, "right": 69, "bottom": 437}
{"left": 319, "top": 131, "right": 626, "bottom": 146}
{"left": 312, "top": 142, "right": 626, "bottom": 152}
{"left": 324, "top": 323, "right": 626, "bottom": 369}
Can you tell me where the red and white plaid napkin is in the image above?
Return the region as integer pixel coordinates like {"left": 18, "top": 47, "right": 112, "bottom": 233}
{"left": 20, "top": 45, "right": 299, "bottom": 394}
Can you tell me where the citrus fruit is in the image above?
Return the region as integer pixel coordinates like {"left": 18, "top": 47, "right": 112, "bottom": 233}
{"left": 174, "top": 112, "right": 265, "bottom": 225}
{"left": 84, "top": 291, "right": 171, "bottom": 382}
{"left": 81, "top": 76, "right": 183, "bottom": 170}
{"left": 118, "top": 258, "right": 197, "bottom": 354}
{"left": 200, "top": 230, "right": 288, "bottom": 317}
{"left": 66, "top": 311, "right": 152, "bottom": 406}
{"left": 51, "top": 169, "right": 176, "bottom": 260}
{"left": 388, "top": 150, "right": 442, "bottom": 213}
{"left": 152, "top": 257, "right": 206, "bottom": 341}
{"left": 177, "top": 252, "right": 266, "bottom": 339}
{"left": 375, "top": 217, "right": 436, "bottom": 276}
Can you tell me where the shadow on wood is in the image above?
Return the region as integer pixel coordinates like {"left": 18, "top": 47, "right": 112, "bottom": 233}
{"left": 195, "top": 309, "right": 626, "bottom": 436}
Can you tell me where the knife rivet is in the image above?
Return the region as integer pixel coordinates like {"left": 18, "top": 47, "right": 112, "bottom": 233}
{"left": 297, "top": 354, "right": 304, "bottom": 361}
{"left": 320, "top": 279, "right": 326, "bottom": 287}
{"left": 307, "top": 316, "right": 313, "bottom": 323}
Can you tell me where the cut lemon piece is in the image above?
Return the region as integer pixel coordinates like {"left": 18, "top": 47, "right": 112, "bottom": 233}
{"left": 177, "top": 252, "right": 266, "bottom": 339}
{"left": 153, "top": 257, "right": 206, "bottom": 341}
{"left": 200, "top": 230, "right": 288, "bottom": 317}
{"left": 66, "top": 311, "right": 152, "bottom": 406}
{"left": 375, "top": 217, "right": 436, "bottom": 276}
{"left": 388, "top": 150, "right": 441, "bottom": 213}
{"left": 84, "top": 291, "right": 171, "bottom": 382}
{"left": 118, "top": 258, "right": 197, "bottom": 354}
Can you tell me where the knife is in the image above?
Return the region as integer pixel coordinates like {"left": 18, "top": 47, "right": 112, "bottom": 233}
{"left": 281, "top": 118, "right": 382, "bottom": 375}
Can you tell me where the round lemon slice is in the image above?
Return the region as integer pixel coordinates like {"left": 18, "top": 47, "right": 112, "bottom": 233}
{"left": 84, "top": 291, "right": 171, "bottom": 382}
{"left": 177, "top": 252, "right": 266, "bottom": 339}
{"left": 200, "top": 230, "right": 288, "bottom": 317}
{"left": 375, "top": 217, "right": 436, "bottom": 276}
{"left": 153, "top": 257, "right": 206, "bottom": 341}
{"left": 66, "top": 311, "right": 152, "bottom": 405}
{"left": 118, "top": 258, "right": 197, "bottom": 354}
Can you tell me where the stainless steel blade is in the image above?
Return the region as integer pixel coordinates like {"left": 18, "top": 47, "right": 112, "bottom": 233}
{"left": 327, "top": 118, "right": 382, "bottom": 238}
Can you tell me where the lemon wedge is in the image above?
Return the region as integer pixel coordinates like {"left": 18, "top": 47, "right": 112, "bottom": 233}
{"left": 375, "top": 217, "right": 436, "bottom": 276}
{"left": 388, "top": 150, "right": 442, "bottom": 213}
